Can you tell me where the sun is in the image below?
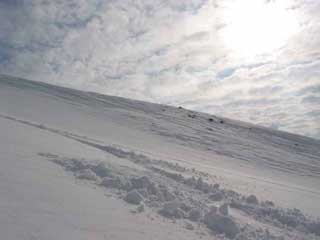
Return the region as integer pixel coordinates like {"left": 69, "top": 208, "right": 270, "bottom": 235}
{"left": 220, "top": 0, "right": 298, "bottom": 60}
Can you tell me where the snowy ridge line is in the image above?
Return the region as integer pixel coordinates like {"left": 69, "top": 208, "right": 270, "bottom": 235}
{"left": 0, "top": 74, "right": 165, "bottom": 115}
{"left": 1, "top": 112, "right": 320, "bottom": 197}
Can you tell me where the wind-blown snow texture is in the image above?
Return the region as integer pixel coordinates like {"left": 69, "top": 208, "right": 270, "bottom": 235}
{"left": 0, "top": 74, "right": 320, "bottom": 239}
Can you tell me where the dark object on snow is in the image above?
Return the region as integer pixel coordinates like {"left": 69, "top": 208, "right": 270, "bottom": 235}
{"left": 178, "top": 106, "right": 183, "bottom": 109}
{"left": 219, "top": 120, "right": 224, "bottom": 124}
{"left": 208, "top": 118, "right": 214, "bottom": 122}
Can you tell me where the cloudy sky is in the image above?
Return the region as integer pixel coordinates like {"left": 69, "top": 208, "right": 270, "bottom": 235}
{"left": 1, "top": 0, "right": 319, "bottom": 138}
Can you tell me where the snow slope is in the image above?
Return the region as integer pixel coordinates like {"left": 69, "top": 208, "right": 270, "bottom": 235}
{"left": 0, "top": 74, "right": 320, "bottom": 239}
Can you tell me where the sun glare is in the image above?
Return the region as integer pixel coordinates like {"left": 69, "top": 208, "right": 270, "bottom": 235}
{"left": 220, "top": 0, "right": 298, "bottom": 59}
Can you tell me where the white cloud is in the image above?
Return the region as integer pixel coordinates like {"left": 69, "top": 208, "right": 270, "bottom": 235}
{"left": 0, "top": 0, "right": 319, "bottom": 138}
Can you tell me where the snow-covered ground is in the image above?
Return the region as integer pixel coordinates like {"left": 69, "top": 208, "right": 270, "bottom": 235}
{"left": 0, "top": 74, "right": 319, "bottom": 239}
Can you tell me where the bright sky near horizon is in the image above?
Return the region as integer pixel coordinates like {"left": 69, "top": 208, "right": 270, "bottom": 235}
{"left": 0, "top": 0, "right": 319, "bottom": 138}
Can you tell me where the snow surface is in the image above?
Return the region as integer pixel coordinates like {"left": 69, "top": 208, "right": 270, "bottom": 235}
{"left": 0, "top": 74, "right": 320, "bottom": 239}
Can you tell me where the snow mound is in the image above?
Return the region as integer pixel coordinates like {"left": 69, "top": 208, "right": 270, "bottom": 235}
{"left": 91, "top": 163, "right": 112, "bottom": 178}
{"left": 209, "top": 191, "right": 224, "bottom": 201}
{"left": 219, "top": 203, "right": 229, "bottom": 216}
{"left": 124, "top": 190, "right": 144, "bottom": 205}
{"left": 246, "top": 195, "right": 259, "bottom": 205}
{"left": 188, "top": 208, "right": 203, "bottom": 222}
{"left": 75, "top": 169, "right": 99, "bottom": 181}
{"left": 100, "top": 176, "right": 131, "bottom": 190}
{"left": 158, "top": 200, "right": 186, "bottom": 219}
{"left": 41, "top": 151, "right": 320, "bottom": 240}
{"left": 204, "top": 211, "right": 240, "bottom": 239}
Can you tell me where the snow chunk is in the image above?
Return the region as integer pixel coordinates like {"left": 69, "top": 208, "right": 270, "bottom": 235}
{"left": 159, "top": 186, "right": 176, "bottom": 201}
{"left": 246, "top": 195, "right": 259, "bottom": 205}
{"left": 209, "top": 191, "right": 224, "bottom": 201}
{"left": 204, "top": 212, "right": 240, "bottom": 239}
{"left": 137, "top": 188, "right": 149, "bottom": 198}
{"left": 213, "top": 183, "right": 220, "bottom": 189}
{"left": 307, "top": 221, "right": 320, "bottom": 236}
{"left": 130, "top": 176, "right": 160, "bottom": 196}
{"left": 100, "top": 176, "right": 131, "bottom": 190}
{"left": 75, "top": 169, "right": 98, "bottom": 181}
{"left": 185, "top": 222, "right": 194, "bottom": 230}
{"left": 137, "top": 204, "right": 145, "bottom": 213}
{"left": 158, "top": 200, "right": 185, "bottom": 219}
{"left": 219, "top": 203, "right": 229, "bottom": 216}
{"left": 131, "top": 176, "right": 152, "bottom": 189}
{"left": 188, "top": 208, "right": 202, "bottom": 222}
{"left": 124, "top": 190, "right": 143, "bottom": 205}
{"left": 91, "top": 163, "right": 112, "bottom": 178}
